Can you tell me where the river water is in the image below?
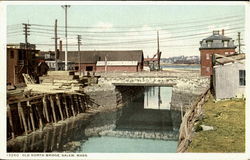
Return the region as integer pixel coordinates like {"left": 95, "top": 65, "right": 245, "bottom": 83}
{"left": 7, "top": 86, "right": 182, "bottom": 153}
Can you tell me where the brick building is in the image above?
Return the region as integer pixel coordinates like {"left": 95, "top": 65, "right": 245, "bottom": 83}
{"left": 58, "top": 50, "right": 144, "bottom": 72}
{"left": 199, "top": 30, "right": 236, "bottom": 76}
{"left": 7, "top": 44, "right": 40, "bottom": 86}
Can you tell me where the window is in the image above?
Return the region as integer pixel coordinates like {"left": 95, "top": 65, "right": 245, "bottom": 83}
{"left": 239, "top": 70, "right": 245, "bottom": 86}
{"left": 86, "top": 66, "right": 93, "bottom": 71}
{"left": 10, "top": 50, "right": 14, "bottom": 59}
{"left": 207, "top": 42, "right": 212, "bottom": 47}
{"left": 206, "top": 67, "right": 210, "bottom": 72}
{"left": 206, "top": 54, "right": 210, "bottom": 60}
{"left": 223, "top": 41, "right": 229, "bottom": 47}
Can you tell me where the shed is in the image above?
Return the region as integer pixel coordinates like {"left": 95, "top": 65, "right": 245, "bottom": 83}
{"left": 213, "top": 53, "right": 245, "bottom": 100}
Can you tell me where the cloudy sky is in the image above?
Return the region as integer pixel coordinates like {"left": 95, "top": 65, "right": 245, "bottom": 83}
{"left": 7, "top": 3, "right": 245, "bottom": 58}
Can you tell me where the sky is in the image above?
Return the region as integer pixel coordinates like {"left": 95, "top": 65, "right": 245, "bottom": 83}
{"left": 7, "top": 4, "right": 245, "bottom": 58}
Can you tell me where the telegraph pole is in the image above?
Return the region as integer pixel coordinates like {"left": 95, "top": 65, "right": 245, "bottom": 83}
{"left": 61, "top": 5, "right": 70, "bottom": 71}
{"left": 23, "top": 23, "right": 30, "bottom": 49}
{"left": 23, "top": 23, "right": 30, "bottom": 73}
{"left": 77, "top": 35, "right": 82, "bottom": 75}
{"left": 237, "top": 32, "right": 242, "bottom": 54}
{"left": 157, "top": 31, "right": 161, "bottom": 71}
{"left": 53, "top": 19, "right": 59, "bottom": 71}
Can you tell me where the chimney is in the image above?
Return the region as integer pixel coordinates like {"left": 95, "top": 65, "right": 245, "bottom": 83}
{"left": 59, "top": 40, "right": 62, "bottom": 52}
{"left": 221, "top": 29, "right": 224, "bottom": 36}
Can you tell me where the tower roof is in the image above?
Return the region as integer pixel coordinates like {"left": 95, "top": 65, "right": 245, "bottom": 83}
{"left": 202, "top": 30, "right": 232, "bottom": 41}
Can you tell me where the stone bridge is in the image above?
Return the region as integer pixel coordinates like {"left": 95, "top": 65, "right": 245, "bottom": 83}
{"left": 91, "top": 71, "right": 211, "bottom": 111}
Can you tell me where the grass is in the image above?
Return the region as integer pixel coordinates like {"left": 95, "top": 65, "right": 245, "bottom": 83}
{"left": 187, "top": 93, "right": 245, "bottom": 152}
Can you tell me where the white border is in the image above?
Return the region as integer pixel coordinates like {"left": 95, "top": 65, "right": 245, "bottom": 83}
{"left": 0, "top": 1, "right": 249, "bottom": 160}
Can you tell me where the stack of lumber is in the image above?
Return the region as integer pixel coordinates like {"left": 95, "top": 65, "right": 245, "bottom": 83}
{"left": 24, "top": 71, "right": 85, "bottom": 93}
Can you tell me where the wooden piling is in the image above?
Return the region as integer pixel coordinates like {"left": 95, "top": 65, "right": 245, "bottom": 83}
{"left": 78, "top": 95, "right": 84, "bottom": 112}
{"left": 63, "top": 94, "right": 69, "bottom": 118}
{"left": 70, "top": 95, "right": 76, "bottom": 117}
{"left": 18, "top": 102, "right": 28, "bottom": 135}
{"left": 49, "top": 95, "right": 57, "bottom": 123}
{"left": 35, "top": 103, "right": 44, "bottom": 130}
{"left": 74, "top": 95, "right": 80, "bottom": 114}
{"left": 7, "top": 104, "right": 15, "bottom": 139}
{"left": 27, "top": 101, "right": 36, "bottom": 131}
{"left": 43, "top": 96, "right": 50, "bottom": 123}
{"left": 56, "top": 94, "right": 64, "bottom": 120}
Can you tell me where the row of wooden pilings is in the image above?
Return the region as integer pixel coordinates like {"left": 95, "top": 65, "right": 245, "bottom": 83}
{"left": 7, "top": 93, "right": 89, "bottom": 140}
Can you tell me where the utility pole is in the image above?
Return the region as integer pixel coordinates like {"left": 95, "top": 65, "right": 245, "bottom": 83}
{"left": 61, "top": 5, "right": 70, "bottom": 71}
{"left": 52, "top": 19, "right": 59, "bottom": 71}
{"left": 23, "top": 23, "right": 30, "bottom": 74}
{"left": 157, "top": 31, "right": 161, "bottom": 71}
{"left": 23, "top": 23, "right": 30, "bottom": 49}
{"left": 77, "top": 35, "right": 82, "bottom": 75}
{"left": 237, "top": 32, "right": 242, "bottom": 54}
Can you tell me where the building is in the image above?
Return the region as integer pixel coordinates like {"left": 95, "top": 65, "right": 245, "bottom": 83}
{"left": 45, "top": 60, "right": 75, "bottom": 71}
{"left": 213, "top": 53, "right": 245, "bottom": 100}
{"left": 199, "top": 30, "right": 236, "bottom": 76}
{"left": 58, "top": 50, "right": 144, "bottom": 72}
{"left": 7, "top": 44, "right": 40, "bottom": 87}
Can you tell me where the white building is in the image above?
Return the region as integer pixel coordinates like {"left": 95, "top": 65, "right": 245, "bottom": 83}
{"left": 213, "top": 54, "right": 245, "bottom": 100}
{"left": 45, "top": 60, "right": 75, "bottom": 71}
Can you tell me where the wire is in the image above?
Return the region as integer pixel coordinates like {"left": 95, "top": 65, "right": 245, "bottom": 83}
{"left": 28, "top": 14, "right": 243, "bottom": 29}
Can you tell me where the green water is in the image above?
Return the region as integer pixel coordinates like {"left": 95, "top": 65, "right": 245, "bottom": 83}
{"left": 77, "top": 86, "right": 180, "bottom": 153}
{"left": 78, "top": 136, "right": 177, "bottom": 153}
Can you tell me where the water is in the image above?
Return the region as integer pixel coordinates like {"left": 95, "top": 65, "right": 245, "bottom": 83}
{"left": 7, "top": 86, "right": 181, "bottom": 153}
{"left": 162, "top": 65, "right": 200, "bottom": 70}
{"left": 78, "top": 137, "right": 177, "bottom": 153}
{"left": 78, "top": 86, "right": 181, "bottom": 153}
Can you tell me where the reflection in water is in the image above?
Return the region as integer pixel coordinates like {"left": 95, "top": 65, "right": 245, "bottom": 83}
{"left": 7, "top": 86, "right": 181, "bottom": 153}
{"left": 145, "top": 87, "right": 172, "bottom": 110}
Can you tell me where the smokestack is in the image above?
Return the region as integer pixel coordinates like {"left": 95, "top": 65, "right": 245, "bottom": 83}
{"left": 222, "top": 29, "right": 224, "bottom": 36}
{"left": 59, "top": 40, "right": 62, "bottom": 52}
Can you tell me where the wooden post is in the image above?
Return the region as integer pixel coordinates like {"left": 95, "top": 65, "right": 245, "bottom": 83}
{"left": 27, "top": 101, "right": 36, "bottom": 131}
{"left": 63, "top": 94, "right": 69, "bottom": 118}
{"left": 49, "top": 95, "right": 57, "bottom": 123}
{"left": 18, "top": 102, "right": 28, "bottom": 135}
{"left": 70, "top": 95, "right": 76, "bottom": 117}
{"left": 7, "top": 104, "right": 15, "bottom": 139}
{"left": 74, "top": 95, "right": 80, "bottom": 114}
{"left": 50, "top": 128, "right": 56, "bottom": 151}
{"left": 78, "top": 95, "right": 85, "bottom": 113}
{"left": 43, "top": 96, "right": 50, "bottom": 122}
{"left": 56, "top": 94, "right": 64, "bottom": 120}
{"left": 34, "top": 103, "right": 43, "bottom": 130}
{"left": 43, "top": 131, "right": 49, "bottom": 152}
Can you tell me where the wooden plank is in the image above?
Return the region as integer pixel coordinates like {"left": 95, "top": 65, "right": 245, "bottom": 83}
{"left": 34, "top": 103, "right": 43, "bottom": 130}
{"left": 63, "top": 94, "right": 69, "bottom": 118}
{"left": 7, "top": 104, "right": 15, "bottom": 139}
{"left": 56, "top": 94, "right": 64, "bottom": 120}
{"left": 70, "top": 95, "right": 76, "bottom": 117}
{"left": 74, "top": 95, "right": 80, "bottom": 114}
{"left": 27, "top": 101, "right": 36, "bottom": 131}
{"left": 18, "top": 102, "right": 28, "bottom": 135}
{"left": 78, "top": 95, "right": 84, "bottom": 113}
{"left": 43, "top": 96, "right": 50, "bottom": 122}
{"left": 49, "top": 95, "right": 57, "bottom": 123}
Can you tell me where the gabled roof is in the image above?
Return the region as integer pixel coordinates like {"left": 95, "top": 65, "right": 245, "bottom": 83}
{"left": 58, "top": 50, "right": 144, "bottom": 64}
